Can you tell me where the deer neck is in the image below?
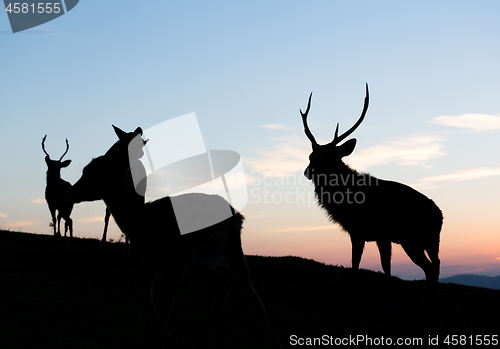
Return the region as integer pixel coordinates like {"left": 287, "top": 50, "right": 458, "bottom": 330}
{"left": 46, "top": 169, "right": 62, "bottom": 182}
{"left": 313, "top": 162, "right": 359, "bottom": 191}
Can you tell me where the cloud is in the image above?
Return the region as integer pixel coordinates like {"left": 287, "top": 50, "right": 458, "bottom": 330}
{"left": 418, "top": 167, "right": 500, "bottom": 184}
{"left": 348, "top": 135, "right": 446, "bottom": 171}
{"left": 432, "top": 113, "right": 500, "bottom": 131}
{"left": 259, "top": 124, "right": 291, "bottom": 130}
{"left": 2, "top": 220, "right": 40, "bottom": 228}
{"left": 246, "top": 134, "right": 446, "bottom": 177}
{"left": 245, "top": 135, "right": 310, "bottom": 177}
{"left": 0, "top": 212, "right": 7, "bottom": 218}
{"left": 31, "top": 198, "right": 46, "bottom": 204}
{"left": 265, "top": 225, "right": 334, "bottom": 233}
{"left": 78, "top": 216, "right": 108, "bottom": 223}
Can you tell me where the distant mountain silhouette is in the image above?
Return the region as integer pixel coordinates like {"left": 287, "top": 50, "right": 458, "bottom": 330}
{"left": 440, "top": 274, "right": 500, "bottom": 289}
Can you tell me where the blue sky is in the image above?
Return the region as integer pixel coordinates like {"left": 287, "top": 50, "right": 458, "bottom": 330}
{"left": 1, "top": 1, "right": 500, "bottom": 279}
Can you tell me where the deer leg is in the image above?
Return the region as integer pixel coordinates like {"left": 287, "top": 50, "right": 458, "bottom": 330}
{"left": 402, "top": 245, "right": 432, "bottom": 279}
{"left": 351, "top": 237, "right": 365, "bottom": 272}
{"left": 425, "top": 244, "right": 441, "bottom": 297}
{"left": 350, "top": 238, "right": 366, "bottom": 295}
{"left": 60, "top": 214, "right": 73, "bottom": 238}
{"left": 195, "top": 267, "right": 230, "bottom": 349}
{"left": 48, "top": 206, "right": 58, "bottom": 236}
{"left": 66, "top": 217, "right": 73, "bottom": 238}
{"left": 376, "top": 240, "right": 395, "bottom": 304}
{"left": 101, "top": 207, "right": 111, "bottom": 248}
{"left": 57, "top": 212, "right": 63, "bottom": 236}
{"left": 402, "top": 244, "right": 435, "bottom": 297}
{"left": 225, "top": 251, "right": 282, "bottom": 349}
{"left": 376, "top": 240, "right": 392, "bottom": 277}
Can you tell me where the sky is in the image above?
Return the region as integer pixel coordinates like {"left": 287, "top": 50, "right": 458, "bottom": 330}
{"left": 1, "top": 1, "right": 499, "bottom": 280}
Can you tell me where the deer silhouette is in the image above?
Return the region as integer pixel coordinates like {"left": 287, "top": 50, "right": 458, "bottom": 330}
{"left": 100, "top": 125, "right": 146, "bottom": 257}
{"left": 300, "top": 84, "right": 442, "bottom": 297}
{"left": 41, "top": 135, "right": 74, "bottom": 237}
{"left": 67, "top": 127, "right": 282, "bottom": 349}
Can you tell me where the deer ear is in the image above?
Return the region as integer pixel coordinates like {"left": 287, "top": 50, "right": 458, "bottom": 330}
{"left": 112, "top": 125, "right": 127, "bottom": 140}
{"left": 339, "top": 139, "right": 357, "bottom": 157}
{"left": 61, "top": 160, "right": 72, "bottom": 168}
{"left": 134, "top": 127, "right": 143, "bottom": 136}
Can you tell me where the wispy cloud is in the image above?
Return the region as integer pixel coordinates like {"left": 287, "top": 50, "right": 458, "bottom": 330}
{"left": 2, "top": 220, "right": 40, "bottom": 228}
{"left": 246, "top": 134, "right": 446, "bottom": 177}
{"left": 245, "top": 135, "right": 310, "bottom": 177}
{"left": 265, "top": 225, "right": 334, "bottom": 233}
{"left": 348, "top": 135, "right": 446, "bottom": 171}
{"left": 418, "top": 167, "right": 500, "bottom": 184}
{"left": 259, "top": 124, "right": 291, "bottom": 130}
{"left": 78, "top": 216, "right": 108, "bottom": 223}
{"left": 31, "top": 198, "right": 46, "bottom": 204}
{"left": 0, "top": 212, "right": 7, "bottom": 218}
{"left": 432, "top": 113, "right": 500, "bottom": 131}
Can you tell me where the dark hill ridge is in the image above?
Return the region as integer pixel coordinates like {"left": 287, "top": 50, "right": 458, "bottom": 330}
{"left": 0, "top": 230, "right": 498, "bottom": 349}
{"left": 440, "top": 274, "right": 500, "bottom": 290}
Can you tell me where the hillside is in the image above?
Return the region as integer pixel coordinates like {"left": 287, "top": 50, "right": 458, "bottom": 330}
{"left": 0, "top": 230, "right": 498, "bottom": 348}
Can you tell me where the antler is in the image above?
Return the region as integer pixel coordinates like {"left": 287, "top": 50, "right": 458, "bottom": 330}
{"left": 300, "top": 92, "right": 319, "bottom": 149}
{"left": 331, "top": 83, "right": 369, "bottom": 146}
{"left": 41, "top": 135, "right": 50, "bottom": 157}
{"left": 59, "top": 139, "right": 70, "bottom": 161}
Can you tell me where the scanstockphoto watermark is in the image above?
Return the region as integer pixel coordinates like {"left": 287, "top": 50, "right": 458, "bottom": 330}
{"left": 290, "top": 334, "right": 424, "bottom": 346}
{"left": 248, "top": 186, "right": 367, "bottom": 206}
{"left": 290, "top": 334, "right": 499, "bottom": 347}
{"left": 248, "top": 171, "right": 379, "bottom": 206}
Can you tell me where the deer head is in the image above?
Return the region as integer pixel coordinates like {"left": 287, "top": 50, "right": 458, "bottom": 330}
{"left": 107, "top": 125, "right": 147, "bottom": 159}
{"left": 301, "top": 84, "right": 369, "bottom": 181}
{"left": 41, "top": 135, "right": 72, "bottom": 173}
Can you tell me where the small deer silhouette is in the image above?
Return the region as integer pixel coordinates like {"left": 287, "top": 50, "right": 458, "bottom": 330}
{"left": 41, "top": 135, "right": 74, "bottom": 237}
{"left": 300, "top": 84, "right": 442, "bottom": 297}
{"left": 67, "top": 127, "right": 282, "bottom": 349}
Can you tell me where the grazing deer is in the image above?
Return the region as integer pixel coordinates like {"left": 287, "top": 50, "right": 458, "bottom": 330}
{"left": 100, "top": 125, "right": 146, "bottom": 256}
{"left": 300, "top": 84, "right": 442, "bottom": 297}
{"left": 67, "top": 128, "right": 282, "bottom": 349}
{"left": 41, "top": 135, "right": 74, "bottom": 237}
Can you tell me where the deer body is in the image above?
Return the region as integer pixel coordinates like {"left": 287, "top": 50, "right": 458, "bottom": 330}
{"left": 104, "top": 186, "right": 239, "bottom": 273}
{"left": 68, "top": 129, "right": 282, "bottom": 349}
{"left": 42, "top": 136, "right": 74, "bottom": 237}
{"left": 310, "top": 164, "right": 442, "bottom": 272}
{"left": 301, "top": 85, "right": 442, "bottom": 296}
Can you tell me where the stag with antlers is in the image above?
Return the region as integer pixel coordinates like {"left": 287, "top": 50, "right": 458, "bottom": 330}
{"left": 67, "top": 127, "right": 282, "bottom": 349}
{"left": 300, "top": 84, "right": 442, "bottom": 297}
{"left": 42, "top": 135, "right": 74, "bottom": 237}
